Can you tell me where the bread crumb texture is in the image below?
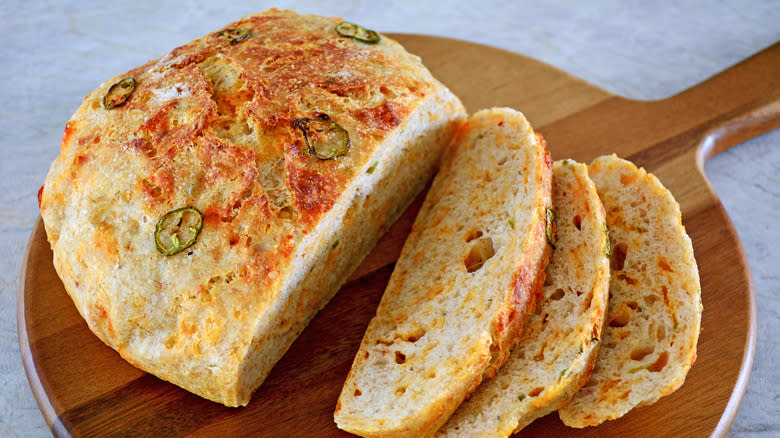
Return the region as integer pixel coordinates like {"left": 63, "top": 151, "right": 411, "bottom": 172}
{"left": 39, "top": 9, "right": 465, "bottom": 406}
{"left": 558, "top": 154, "right": 702, "bottom": 427}
{"left": 438, "top": 159, "right": 610, "bottom": 437}
{"left": 335, "top": 108, "right": 552, "bottom": 437}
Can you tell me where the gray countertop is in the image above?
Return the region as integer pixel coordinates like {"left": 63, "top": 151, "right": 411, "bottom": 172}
{"left": 1, "top": 1, "right": 777, "bottom": 436}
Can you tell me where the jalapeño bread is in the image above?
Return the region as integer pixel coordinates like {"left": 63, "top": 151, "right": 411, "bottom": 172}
{"left": 558, "top": 154, "right": 702, "bottom": 427}
{"left": 334, "top": 108, "right": 552, "bottom": 437}
{"left": 39, "top": 9, "right": 466, "bottom": 407}
{"left": 437, "top": 159, "right": 610, "bottom": 437}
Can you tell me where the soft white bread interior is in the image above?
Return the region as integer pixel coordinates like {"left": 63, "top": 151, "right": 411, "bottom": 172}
{"left": 558, "top": 154, "right": 702, "bottom": 427}
{"left": 334, "top": 108, "right": 552, "bottom": 437}
{"left": 437, "top": 159, "right": 610, "bottom": 437}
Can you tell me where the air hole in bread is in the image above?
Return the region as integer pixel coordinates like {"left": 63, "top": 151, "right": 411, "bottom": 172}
{"left": 464, "top": 229, "right": 483, "bottom": 242}
{"left": 354, "top": 388, "right": 362, "bottom": 397}
{"left": 656, "top": 325, "right": 666, "bottom": 341}
{"left": 543, "top": 271, "right": 554, "bottom": 286}
{"left": 394, "top": 351, "right": 406, "bottom": 364}
{"left": 497, "top": 156, "right": 508, "bottom": 166}
{"left": 550, "top": 289, "right": 565, "bottom": 300}
{"left": 573, "top": 214, "right": 582, "bottom": 230}
{"left": 403, "top": 328, "right": 426, "bottom": 343}
{"left": 626, "top": 301, "right": 638, "bottom": 310}
{"left": 608, "top": 306, "right": 631, "bottom": 327}
{"left": 376, "top": 339, "right": 393, "bottom": 346}
{"left": 464, "top": 237, "right": 495, "bottom": 273}
{"left": 533, "top": 345, "right": 545, "bottom": 362}
{"left": 617, "top": 273, "right": 638, "bottom": 285}
{"left": 630, "top": 344, "right": 655, "bottom": 361}
{"left": 229, "top": 235, "right": 240, "bottom": 246}
{"left": 644, "top": 295, "right": 658, "bottom": 306}
{"left": 141, "top": 179, "right": 162, "bottom": 198}
{"left": 657, "top": 257, "right": 674, "bottom": 272}
{"left": 611, "top": 243, "right": 628, "bottom": 270}
{"left": 529, "top": 387, "right": 544, "bottom": 397}
{"left": 647, "top": 351, "right": 669, "bottom": 372}
{"left": 163, "top": 335, "right": 177, "bottom": 349}
{"left": 395, "top": 386, "right": 407, "bottom": 396}
{"left": 426, "top": 370, "right": 437, "bottom": 379}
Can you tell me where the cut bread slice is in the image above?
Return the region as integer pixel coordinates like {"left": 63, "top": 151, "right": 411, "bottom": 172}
{"left": 334, "top": 108, "right": 552, "bottom": 437}
{"left": 558, "top": 154, "right": 702, "bottom": 427}
{"left": 437, "top": 159, "right": 610, "bottom": 437}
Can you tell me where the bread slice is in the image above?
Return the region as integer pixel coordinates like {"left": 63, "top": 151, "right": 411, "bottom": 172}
{"left": 39, "top": 9, "right": 466, "bottom": 407}
{"left": 334, "top": 108, "right": 552, "bottom": 437}
{"left": 558, "top": 154, "right": 702, "bottom": 427}
{"left": 436, "top": 159, "right": 610, "bottom": 437}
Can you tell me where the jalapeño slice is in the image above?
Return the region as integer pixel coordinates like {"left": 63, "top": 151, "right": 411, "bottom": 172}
{"left": 103, "top": 77, "right": 136, "bottom": 109}
{"left": 217, "top": 27, "right": 252, "bottom": 44}
{"left": 293, "top": 113, "right": 350, "bottom": 160}
{"left": 545, "top": 207, "right": 557, "bottom": 249}
{"left": 155, "top": 207, "right": 203, "bottom": 256}
{"left": 335, "top": 21, "right": 381, "bottom": 44}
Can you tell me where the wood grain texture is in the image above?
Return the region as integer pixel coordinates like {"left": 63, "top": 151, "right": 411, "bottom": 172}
{"left": 18, "top": 34, "right": 778, "bottom": 437}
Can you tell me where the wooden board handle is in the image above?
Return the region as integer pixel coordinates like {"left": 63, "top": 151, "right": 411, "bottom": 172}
{"left": 538, "top": 42, "right": 780, "bottom": 173}
{"left": 661, "top": 41, "right": 780, "bottom": 163}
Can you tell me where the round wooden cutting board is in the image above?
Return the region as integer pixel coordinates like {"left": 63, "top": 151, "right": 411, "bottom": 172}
{"left": 19, "top": 35, "right": 779, "bottom": 437}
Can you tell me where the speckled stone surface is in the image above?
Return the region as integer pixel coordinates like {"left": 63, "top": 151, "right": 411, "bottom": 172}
{"left": 1, "top": 1, "right": 777, "bottom": 436}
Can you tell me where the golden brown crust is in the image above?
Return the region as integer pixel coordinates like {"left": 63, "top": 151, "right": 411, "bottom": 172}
{"left": 485, "top": 147, "right": 553, "bottom": 379}
{"left": 40, "top": 9, "right": 465, "bottom": 406}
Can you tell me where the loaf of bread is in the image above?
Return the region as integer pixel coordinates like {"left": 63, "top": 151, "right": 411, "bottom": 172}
{"left": 437, "top": 159, "right": 610, "bottom": 437}
{"left": 558, "top": 154, "right": 702, "bottom": 427}
{"left": 39, "top": 9, "right": 466, "bottom": 407}
{"left": 334, "top": 108, "right": 552, "bottom": 437}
